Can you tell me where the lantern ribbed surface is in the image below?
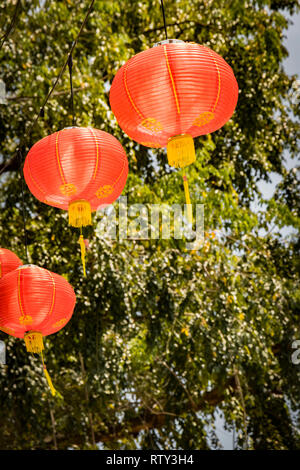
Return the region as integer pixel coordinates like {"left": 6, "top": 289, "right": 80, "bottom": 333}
{"left": 23, "top": 126, "right": 128, "bottom": 213}
{"left": 0, "top": 265, "right": 76, "bottom": 339}
{"left": 0, "top": 248, "right": 23, "bottom": 279}
{"left": 109, "top": 42, "right": 238, "bottom": 148}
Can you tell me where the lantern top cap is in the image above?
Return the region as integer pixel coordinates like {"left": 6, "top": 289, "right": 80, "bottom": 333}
{"left": 17, "top": 264, "right": 42, "bottom": 270}
{"left": 153, "top": 38, "right": 185, "bottom": 47}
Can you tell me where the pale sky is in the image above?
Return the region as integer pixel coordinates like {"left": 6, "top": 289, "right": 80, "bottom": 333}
{"left": 257, "top": 12, "right": 300, "bottom": 199}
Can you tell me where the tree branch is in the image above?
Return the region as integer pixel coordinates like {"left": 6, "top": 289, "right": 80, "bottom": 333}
{"left": 57, "top": 376, "right": 236, "bottom": 448}
{"left": 0, "top": 0, "right": 22, "bottom": 51}
{"left": 142, "top": 20, "right": 220, "bottom": 35}
{"left": 0, "top": 155, "right": 20, "bottom": 174}
{"left": 6, "top": 84, "right": 90, "bottom": 103}
{"left": 79, "top": 352, "right": 96, "bottom": 448}
{"left": 234, "top": 368, "right": 249, "bottom": 450}
{"left": 157, "top": 359, "right": 197, "bottom": 410}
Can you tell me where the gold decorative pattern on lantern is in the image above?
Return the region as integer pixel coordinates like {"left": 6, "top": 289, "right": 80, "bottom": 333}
{"left": 95, "top": 185, "right": 114, "bottom": 199}
{"left": 60, "top": 183, "right": 77, "bottom": 196}
{"left": 52, "top": 318, "right": 67, "bottom": 329}
{"left": 19, "top": 315, "right": 33, "bottom": 325}
{"left": 141, "top": 118, "right": 163, "bottom": 133}
{"left": 0, "top": 325, "right": 15, "bottom": 335}
{"left": 141, "top": 142, "right": 162, "bottom": 148}
{"left": 193, "top": 111, "right": 215, "bottom": 127}
{"left": 45, "top": 198, "right": 61, "bottom": 206}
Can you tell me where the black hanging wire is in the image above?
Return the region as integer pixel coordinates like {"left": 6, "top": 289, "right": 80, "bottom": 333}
{"left": 0, "top": 0, "right": 95, "bottom": 177}
{"left": 17, "top": 150, "right": 29, "bottom": 264}
{"left": 67, "top": 47, "right": 87, "bottom": 275}
{"left": 0, "top": 0, "right": 95, "bottom": 270}
{"left": 160, "top": 0, "right": 168, "bottom": 40}
{"left": 0, "top": 0, "right": 22, "bottom": 51}
{"left": 68, "top": 52, "right": 76, "bottom": 127}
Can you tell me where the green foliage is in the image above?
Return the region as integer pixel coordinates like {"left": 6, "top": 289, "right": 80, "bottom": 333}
{"left": 0, "top": 0, "right": 299, "bottom": 450}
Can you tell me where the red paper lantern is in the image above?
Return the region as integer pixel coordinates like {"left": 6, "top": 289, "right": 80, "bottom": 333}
{"left": 24, "top": 126, "right": 128, "bottom": 223}
{"left": 0, "top": 264, "right": 76, "bottom": 395}
{"left": 109, "top": 40, "right": 238, "bottom": 221}
{"left": 24, "top": 126, "right": 128, "bottom": 274}
{"left": 0, "top": 248, "right": 23, "bottom": 278}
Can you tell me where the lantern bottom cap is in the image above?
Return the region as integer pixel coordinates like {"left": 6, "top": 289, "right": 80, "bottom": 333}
{"left": 68, "top": 200, "right": 92, "bottom": 228}
{"left": 167, "top": 134, "right": 196, "bottom": 168}
{"left": 24, "top": 331, "right": 44, "bottom": 353}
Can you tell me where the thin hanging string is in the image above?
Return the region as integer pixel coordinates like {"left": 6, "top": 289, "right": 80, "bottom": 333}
{"left": 0, "top": 0, "right": 95, "bottom": 177}
{"left": 17, "top": 150, "right": 29, "bottom": 263}
{"left": 79, "top": 226, "right": 86, "bottom": 277}
{"left": 30, "top": 0, "right": 95, "bottom": 131}
{"left": 160, "top": 0, "right": 168, "bottom": 40}
{"left": 68, "top": 53, "right": 76, "bottom": 126}
{"left": 68, "top": 46, "right": 86, "bottom": 276}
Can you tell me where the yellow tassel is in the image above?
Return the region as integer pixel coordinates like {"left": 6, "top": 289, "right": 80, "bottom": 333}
{"left": 79, "top": 234, "right": 86, "bottom": 277}
{"left": 167, "top": 134, "right": 196, "bottom": 168}
{"left": 182, "top": 170, "right": 193, "bottom": 225}
{"left": 167, "top": 135, "right": 195, "bottom": 224}
{"left": 24, "top": 331, "right": 44, "bottom": 353}
{"left": 41, "top": 352, "right": 56, "bottom": 397}
{"left": 43, "top": 366, "right": 56, "bottom": 396}
{"left": 68, "top": 200, "right": 92, "bottom": 228}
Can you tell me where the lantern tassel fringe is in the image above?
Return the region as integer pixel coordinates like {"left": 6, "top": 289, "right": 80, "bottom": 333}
{"left": 167, "top": 134, "right": 196, "bottom": 168}
{"left": 68, "top": 200, "right": 92, "bottom": 228}
{"left": 24, "top": 331, "right": 44, "bottom": 353}
{"left": 182, "top": 171, "right": 193, "bottom": 225}
{"left": 79, "top": 234, "right": 86, "bottom": 277}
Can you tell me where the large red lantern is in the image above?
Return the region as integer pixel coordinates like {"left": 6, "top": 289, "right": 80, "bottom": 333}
{"left": 0, "top": 264, "right": 76, "bottom": 395}
{"left": 24, "top": 126, "right": 128, "bottom": 274}
{"left": 110, "top": 39, "right": 238, "bottom": 221}
{"left": 0, "top": 248, "right": 23, "bottom": 278}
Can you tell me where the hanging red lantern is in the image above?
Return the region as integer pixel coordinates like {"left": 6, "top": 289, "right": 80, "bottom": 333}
{"left": 109, "top": 39, "right": 238, "bottom": 222}
{"left": 24, "top": 127, "right": 128, "bottom": 274}
{"left": 0, "top": 248, "right": 23, "bottom": 278}
{"left": 0, "top": 264, "right": 76, "bottom": 395}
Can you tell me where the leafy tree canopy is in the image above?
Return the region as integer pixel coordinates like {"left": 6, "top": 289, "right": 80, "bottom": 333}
{"left": 0, "top": 0, "right": 299, "bottom": 449}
